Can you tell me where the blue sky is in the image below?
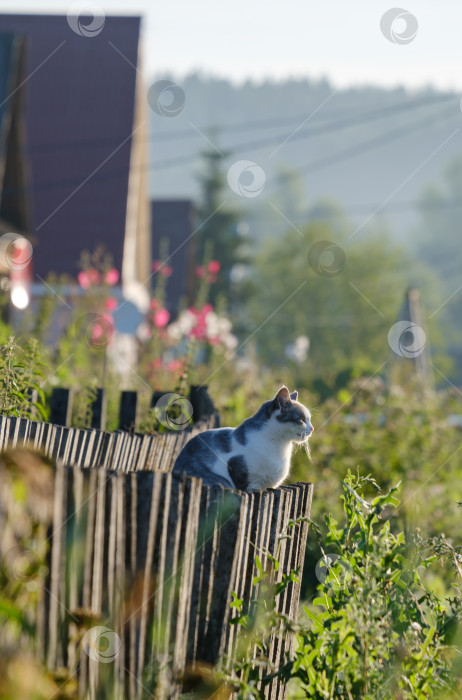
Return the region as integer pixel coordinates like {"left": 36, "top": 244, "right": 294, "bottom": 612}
{"left": 1, "top": 0, "right": 461, "bottom": 90}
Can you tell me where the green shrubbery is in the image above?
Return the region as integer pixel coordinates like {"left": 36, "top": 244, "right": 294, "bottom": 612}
{"left": 226, "top": 473, "right": 462, "bottom": 699}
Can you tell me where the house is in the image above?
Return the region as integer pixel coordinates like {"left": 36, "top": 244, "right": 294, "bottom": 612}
{"left": 151, "top": 199, "right": 197, "bottom": 314}
{"left": 0, "top": 13, "right": 151, "bottom": 311}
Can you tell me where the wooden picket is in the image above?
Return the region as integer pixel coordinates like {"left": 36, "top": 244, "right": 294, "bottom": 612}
{"left": 0, "top": 410, "right": 313, "bottom": 699}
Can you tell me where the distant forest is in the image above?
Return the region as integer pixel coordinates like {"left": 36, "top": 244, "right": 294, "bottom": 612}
{"left": 149, "top": 74, "right": 460, "bottom": 235}
{"left": 150, "top": 74, "right": 462, "bottom": 380}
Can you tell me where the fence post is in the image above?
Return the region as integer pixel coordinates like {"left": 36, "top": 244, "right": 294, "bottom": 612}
{"left": 91, "top": 388, "right": 106, "bottom": 430}
{"left": 50, "top": 388, "right": 73, "bottom": 426}
{"left": 189, "top": 386, "right": 218, "bottom": 425}
{"left": 118, "top": 391, "right": 138, "bottom": 432}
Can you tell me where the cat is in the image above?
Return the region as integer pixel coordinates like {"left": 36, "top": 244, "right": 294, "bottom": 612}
{"left": 172, "top": 386, "right": 313, "bottom": 492}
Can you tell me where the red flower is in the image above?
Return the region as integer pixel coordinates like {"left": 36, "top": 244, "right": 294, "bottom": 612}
{"left": 78, "top": 271, "right": 91, "bottom": 289}
{"left": 168, "top": 359, "right": 183, "bottom": 372}
{"left": 152, "top": 261, "right": 173, "bottom": 277}
{"left": 208, "top": 260, "right": 220, "bottom": 274}
{"left": 154, "top": 308, "right": 170, "bottom": 328}
{"left": 105, "top": 268, "right": 119, "bottom": 286}
{"left": 105, "top": 297, "right": 118, "bottom": 311}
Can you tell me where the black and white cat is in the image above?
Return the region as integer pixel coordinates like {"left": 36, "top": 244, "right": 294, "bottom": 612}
{"left": 173, "top": 386, "right": 313, "bottom": 492}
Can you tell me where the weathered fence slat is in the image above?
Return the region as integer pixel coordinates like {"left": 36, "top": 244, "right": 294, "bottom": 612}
{"left": 50, "top": 388, "right": 74, "bottom": 427}
{"left": 0, "top": 412, "right": 313, "bottom": 700}
{"left": 119, "top": 390, "right": 138, "bottom": 432}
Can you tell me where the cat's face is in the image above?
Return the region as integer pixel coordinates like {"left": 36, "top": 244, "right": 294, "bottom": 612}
{"left": 272, "top": 386, "right": 314, "bottom": 444}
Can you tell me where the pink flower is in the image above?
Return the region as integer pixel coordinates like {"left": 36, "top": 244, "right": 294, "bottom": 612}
{"left": 208, "top": 260, "right": 220, "bottom": 274}
{"left": 152, "top": 260, "right": 173, "bottom": 277}
{"left": 91, "top": 313, "right": 114, "bottom": 346}
{"left": 196, "top": 266, "right": 205, "bottom": 278}
{"left": 105, "top": 297, "right": 118, "bottom": 311}
{"left": 105, "top": 268, "right": 119, "bottom": 286}
{"left": 78, "top": 271, "right": 91, "bottom": 289}
{"left": 202, "top": 303, "right": 213, "bottom": 316}
{"left": 168, "top": 359, "right": 183, "bottom": 372}
{"left": 154, "top": 308, "right": 170, "bottom": 328}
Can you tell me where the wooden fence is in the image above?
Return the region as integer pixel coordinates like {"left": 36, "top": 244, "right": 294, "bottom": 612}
{"left": 0, "top": 410, "right": 313, "bottom": 699}
{"left": 45, "top": 385, "right": 219, "bottom": 431}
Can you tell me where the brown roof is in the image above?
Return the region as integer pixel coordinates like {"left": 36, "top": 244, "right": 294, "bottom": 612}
{"left": 0, "top": 13, "right": 141, "bottom": 279}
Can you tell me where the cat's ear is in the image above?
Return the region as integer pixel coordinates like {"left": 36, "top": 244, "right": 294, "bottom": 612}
{"left": 274, "top": 386, "right": 291, "bottom": 410}
{"left": 290, "top": 391, "right": 298, "bottom": 402}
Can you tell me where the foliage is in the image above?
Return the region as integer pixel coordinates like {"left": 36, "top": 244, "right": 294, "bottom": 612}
{"left": 0, "top": 337, "right": 48, "bottom": 420}
{"left": 290, "top": 472, "right": 462, "bottom": 699}
{"left": 196, "top": 149, "right": 251, "bottom": 306}
{"left": 248, "top": 221, "right": 451, "bottom": 383}
{"left": 293, "top": 379, "right": 462, "bottom": 546}
{"left": 223, "top": 474, "right": 462, "bottom": 700}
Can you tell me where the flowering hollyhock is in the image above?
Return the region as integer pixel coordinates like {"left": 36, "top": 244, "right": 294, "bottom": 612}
{"left": 105, "top": 268, "right": 119, "bottom": 286}
{"left": 167, "top": 358, "right": 184, "bottom": 372}
{"left": 208, "top": 260, "right": 220, "bottom": 274}
{"left": 154, "top": 308, "right": 170, "bottom": 328}
{"left": 167, "top": 304, "right": 237, "bottom": 354}
{"left": 91, "top": 313, "right": 114, "bottom": 347}
{"left": 152, "top": 260, "right": 173, "bottom": 277}
{"left": 77, "top": 271, "right": 91, "bottom": 289}
{"left": 167, "top": 309, "right": 196, "bottom": 340}
{"left": 189, "top": 304, "right": 213, "bottom": 340}
{"left": 105, "top": 297, "right": 118, "bottom": 311}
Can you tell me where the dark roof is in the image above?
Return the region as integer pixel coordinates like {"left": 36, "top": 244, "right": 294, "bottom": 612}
{"left": 0, "top": 32, "right": 30, "bottom": 232}
{"left": 0, "top": 13, "right": 141, "bottom": 279}
{"left": 151, "top": 200, "right": 197, "bottom": 312}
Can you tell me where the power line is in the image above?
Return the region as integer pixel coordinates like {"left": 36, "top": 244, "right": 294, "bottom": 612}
{"left": 28, "top": 93, "right": 454, "bottom": 153}
{"left": 3, "top": 100, "right": 459, "bottom": 196}
{"left": 264, "top": 104, "right": 459, "bottom": 187}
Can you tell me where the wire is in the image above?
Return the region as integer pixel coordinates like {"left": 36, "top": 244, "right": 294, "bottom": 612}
{"left": 28, "top": 93, "right": 454, "bottom": 153}
{"left": 3, "top": 99, "right": 459, "bottom": 196}
{"left": 264, "top": 104, "right": 459, "bottom": 186}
